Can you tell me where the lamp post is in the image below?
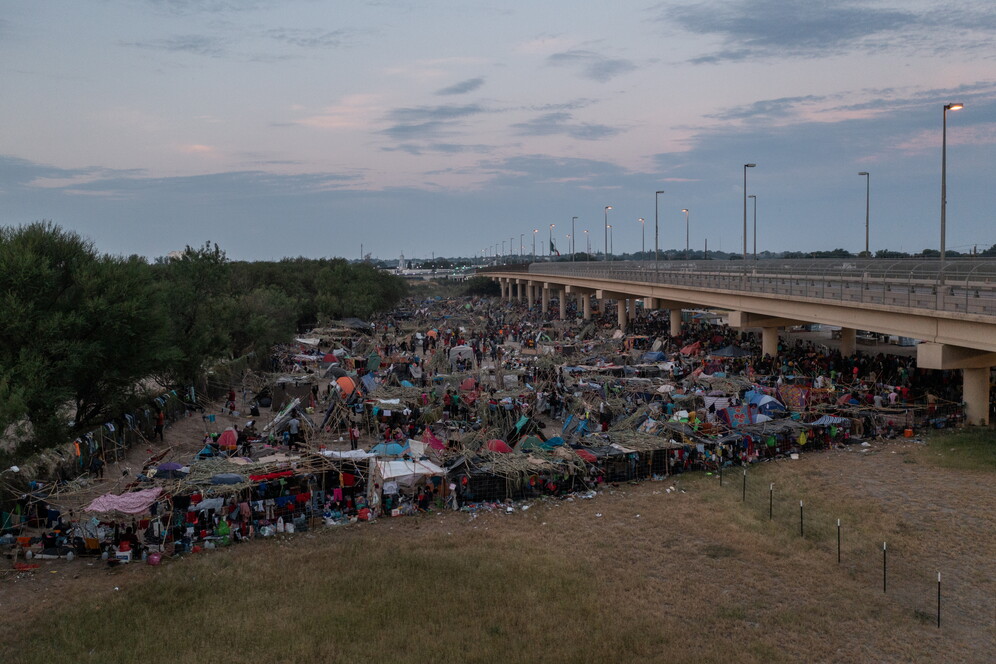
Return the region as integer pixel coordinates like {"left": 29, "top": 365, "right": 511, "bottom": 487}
{"left": 682, "top": 209, "right": 689, "bottom": 260}
{"left": 604, "top": 206, "right": 613, "bottom": 260}
{"left": 549, "top": 223, "right": 555, "bottom": 259}
{"left": 571, "top": 216, "right": 578, "bottom": 261}
{"left": 584, "top": 229, "right": 590, "bottom": 255}
{"left": 638, "top": 218, "right": 645, "bottom": 256}
{"left": 941, "top": 103, "right": 962, "bottom": 277}
{"left": 743, "top": 163, "right": 756, "bottom": 263}
{"left": 532, "top": 229, "right": 538, "bottom": 262}
{"left": 655, "top": 190, "right": 664, "bottom": 276}
{"left": 501, "top": 240, "right": 506, "bottom": 261}
{"left": 520, "top": 232, "right": 524, "bottom": 259}
{"left": 608, "top": 225, "right": 613, "bottom": 257}
{"left": 858, "top": 172, "right": 870, "bottom": 256}
{"left": 751, "top": 195, "right": 759, "bottom": 260}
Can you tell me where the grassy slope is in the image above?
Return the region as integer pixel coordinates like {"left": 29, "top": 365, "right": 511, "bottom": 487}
{"left": 3, "top": 430, "right": 993, "bottom": 663}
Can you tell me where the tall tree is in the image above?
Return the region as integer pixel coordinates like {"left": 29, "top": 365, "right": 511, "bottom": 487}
{"left": 0, "top": 222, "right": 173, "bottom": 453}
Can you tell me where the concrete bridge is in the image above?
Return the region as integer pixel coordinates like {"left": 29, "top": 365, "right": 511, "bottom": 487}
{"left": 481, "top": 259, "right": 996, "bottom": 425}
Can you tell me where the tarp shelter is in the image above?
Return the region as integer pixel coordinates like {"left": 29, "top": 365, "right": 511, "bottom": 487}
{"left": 709, "top": 345, "right": 752, "bottom": 358}
{"left": 641, "top": 351, "right": 667, "bottom": 362}
{"left": 450, "top": 345, "right": 474, "bottom": 361}
{"left": 86, "top": 488, "right": 163, "bottom": 515}
{"left": 367, "top": 352, "right": 382, "bottom": 371}
{"left": 486, "top": 439, "right": 513, "bottom": 454}
{"left": 751, "top": 394, "right": 787, "bottom": 417}
{"left": 371, "top": 442, "right": 408, "bottom": 456}
{"left": 374, "top": 458, "right": 445, "bottom": 489}
{"left": 808, "top": 415, "right": 850, "bottom": 426}
{"left": 155, "top": 462, "right": 189, "bottom": 479}
{"left": 680, "top": 341, "right": 702, "bottom": 355}
{"left": 336, "top": 375, "right": 358, "bottom": 395}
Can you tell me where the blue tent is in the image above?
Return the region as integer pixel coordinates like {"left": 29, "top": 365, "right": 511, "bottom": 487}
{"left": 641, "top": 351, "right": 667, "bottom": 362}
{"left": 371, "top": 442, "right": 408, "bottom": 456}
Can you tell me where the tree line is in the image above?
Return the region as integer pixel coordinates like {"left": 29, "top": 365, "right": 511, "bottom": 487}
{"left": 0, "top": 222, "right": 407, "bottom": 461}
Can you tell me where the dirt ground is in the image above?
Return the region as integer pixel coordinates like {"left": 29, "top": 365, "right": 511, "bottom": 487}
{"left": 2, "top": 403, "right": 993, "bottom": 662}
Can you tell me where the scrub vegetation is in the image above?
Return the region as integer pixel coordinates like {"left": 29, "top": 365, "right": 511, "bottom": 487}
{"left": 0, "top": 222, "right": 407, "bottom": 460}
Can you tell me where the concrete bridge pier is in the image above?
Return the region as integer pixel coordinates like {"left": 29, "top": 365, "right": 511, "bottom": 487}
{"left": 918, "top": 343, "right": 996, "bottom": 426}
{"left": 839, "top": 327, "right": 856, "bottom": 356}
{"left": 728, "top": 312, "right": 808, "bottom": 359}
{"left": 526, "top": 281, "right": 535, "bottom": 308}
{"left": 559, "top": 288, "right": 567, "bottom": 319}
{"left": 670, "top": 308, "right": 682, "bottom": 336}
{"left": 541, "top": 285, "right": 550, "bottom": 313}
{"left": 514, "top": 279, "right": 525, "bottom": 303}
{"left": 617, "top": 299, "right": 628, "bottom": 329}
{"left": 761, "top": 327, "right": 780, "bottom": 357}
{"left": 565, "top": 285, "right": 595, "bottom": 320}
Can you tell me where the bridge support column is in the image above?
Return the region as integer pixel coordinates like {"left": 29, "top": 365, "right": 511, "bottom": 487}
{"left": 761, "top": 327, "right": 780, "bottom": 357}
{"left": 583, "top": 294, "right": 592, "bottom": 320}
{"left": 617, "top": 299, "right": 628, "bottom": 329}
{"left": 645, "top": 297, "right": 659, "bottom": 311}
{"left": 559, "top": 289, "right": 567, "bottom": 319}
{"left": 541, "top": 286, "right": 550, "bottom": 313}
{"left": 839, "top": 327, "right": 856, "bottom": 356}
{"left": 670, "top": 308, "right": 682, "bottom": 336}
{"left": 515, "top": 280, "right": 523, "bottom": 303}
{"left": 526, "top": 283, "right": 535, "bottom": 308}
{"left": 963, "top": 367, "right": 991, "bottom": 426}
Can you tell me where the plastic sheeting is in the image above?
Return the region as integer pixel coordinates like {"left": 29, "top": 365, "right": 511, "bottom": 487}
{"left": 85, "top": 488, "right": 163, "bottom": 514}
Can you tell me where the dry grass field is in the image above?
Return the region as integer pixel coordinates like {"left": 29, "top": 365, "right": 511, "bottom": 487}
{"left": 2, "top": 430, "right": 993, "bottom": 664}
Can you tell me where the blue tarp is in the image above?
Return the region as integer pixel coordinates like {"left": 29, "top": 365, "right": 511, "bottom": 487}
{"left": 641, "top": 351, "right": 666, "bottom": 362}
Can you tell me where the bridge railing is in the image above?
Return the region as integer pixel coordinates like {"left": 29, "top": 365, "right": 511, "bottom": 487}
{"left": 491, "top": 259, "right": 996, "bottom": 317}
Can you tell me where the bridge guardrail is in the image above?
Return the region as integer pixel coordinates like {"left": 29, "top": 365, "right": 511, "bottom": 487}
{"left": 484, "top": 259, "right": 996, "bottom": 317}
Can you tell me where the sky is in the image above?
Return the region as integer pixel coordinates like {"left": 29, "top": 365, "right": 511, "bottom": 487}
{"left": 2, "top": 0, "right": 995, "bottom": 262}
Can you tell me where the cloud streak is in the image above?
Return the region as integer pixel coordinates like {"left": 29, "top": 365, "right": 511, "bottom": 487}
{"left": 512, "top": 112, "right": 623, "bottom": 140}
{"left": 435, "top": 77, "right": 485, "bottom": 95}
{"left": 547, "top": 49, "right": 636, "bottom": 82}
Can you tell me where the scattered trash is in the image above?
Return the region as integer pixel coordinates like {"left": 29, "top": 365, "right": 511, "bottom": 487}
{"left": 595, "top": 513, "right": 602, "bottom": 518}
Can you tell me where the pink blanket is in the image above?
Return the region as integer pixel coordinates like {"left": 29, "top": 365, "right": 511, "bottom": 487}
{"left": 85, "top": 487, "right": 163, "bottom": 514}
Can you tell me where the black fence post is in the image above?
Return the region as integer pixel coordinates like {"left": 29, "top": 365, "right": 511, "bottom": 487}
{"left": 768, "top": 483, "right": 773, "bottom": 520}
{"left": 742, "top": 470, "right": 747, "bottom": 502}
{"left": 836, "top": 519, "right": 841, "bottom": 564}
{"left": 936, "top": 572, "right": 941, "bottom": 628}
{"left": 882, "top": 542, "right": 887, "bottom": 593}
{"left": 799, "top": 500, "right": 804, "bottom": 537}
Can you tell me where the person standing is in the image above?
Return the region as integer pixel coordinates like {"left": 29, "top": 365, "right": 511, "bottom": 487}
{"left": 349, "top": 424, "right": 360, "bottom": 451}
{"left": 154, "top": 409, "right": 165, "bottom": 442}
{"left": 287, "top": 411, "right": 301, "bottom": 451}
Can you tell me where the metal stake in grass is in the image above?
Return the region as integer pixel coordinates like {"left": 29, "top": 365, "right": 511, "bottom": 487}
{"left": 799, "top": 500, "right": 804, "bottom": 537}
{"left": 742, "top": 469, "right": 747, "bottom": 502}
{"left": 882, "top": 542, "right": 887, "bottom": 593}
{"left": 936, "top": 572, "right": 941, "bottom": 628}
{"left": 768, "top": 483, "right": 773, "bottom": 520}
{"left": 719, "top": 462, "right": 723, "bottom": 486}
{"left": 836, "top": 519, "right": 841, "bottom": 564}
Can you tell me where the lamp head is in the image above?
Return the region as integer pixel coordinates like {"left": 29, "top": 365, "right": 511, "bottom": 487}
{"left": 655, "top": 190, "right": 665, "bottom": 194}
{"left": 638, "top": 217, "right": 645, "bottom": 222}
{"left": 745, "top": 163, "right": 756, "bottom": 168}
{"left": 858, "top": 171, "right": 869, "bottom": 176}
{"left": 605, "top": 205, "right": 613, "bottom": 211}
{"left": 945, "top": 103, "right": 964, "bottom": 111}
{"left": 682, "top": 208, "right": 689, "bottom": 212}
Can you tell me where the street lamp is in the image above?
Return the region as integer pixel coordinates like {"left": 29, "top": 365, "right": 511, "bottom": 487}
{"left": 748, "top": 195, "right": 757, "bottom": 260}
{"left": 604, "top": 206, "right": 613, "bottom": 260}
{"left": 571, "top": 216, "right": 578, "bottom": 261}
{"left": 682, "top": 209, "right": 689, "bottom": 260}
{"left": 858, "top": 172, "right": 870, "bottom": 256}
{"left": 743, "top": 164, "right": 756, "bottom": 262}
{"left": 501, "top": 240, "right": 506, "bottom": 261}
{"left": 584, "top": 229, "right": 590, "bottom": 255}
{"left": 941, "top": 103, "right": 962, "bottom": 276}
{"left": 520, "top": 232, "right": 524, "bottom": 259}
{"left": 655, "top": 190, "right": 664, "bottom": 275}
{"left": 532, "top": 229, "right": 538, "bottom": 262}
{"left": 638, "top": 218, "right": 645, "bottom": 256}
{"left": 549, "top": 223, "right": 555, "bottom": 259}
{"left": 607, "top": 224, "right": 613, "bottom": 257}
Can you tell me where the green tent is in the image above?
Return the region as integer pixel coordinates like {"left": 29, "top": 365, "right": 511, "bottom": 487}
{"left": 367, "top": 352, "right": 381, "bottom": 371}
